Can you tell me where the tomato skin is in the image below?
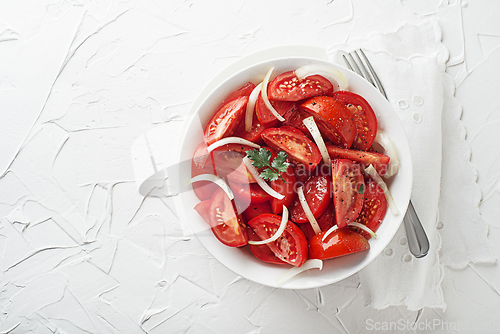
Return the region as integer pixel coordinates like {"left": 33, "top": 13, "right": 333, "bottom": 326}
{"left": 267, "top": 71, "right": 333, "bottom": 101}
{"left": 242, "top": 201, "right": 273, "bottom": 221}
{"left": 248, "top": 213, "right": 308, "bottom": 267}
{"left": 290, "top": 174, "right": 332, "bottom": 223}
{"left": 332, "top": 159, "right": 365, "bottom": 228}
{"left": 309, "top": 228, "right": 370, "bottom": 260}
{"left": 326, "top": 144, "right": 390, "bottom": 175}
{"left": 269, "top": 166, "right": 297, "bottom": 215}
{"left": 209, "top": 188, "right": 248, "bottom": 247}
{"left": 333, "top": 91, "right": 377, "bottom": 151}
{"left": 191, "top": 142, "right": 218, "bottom": 201}
{"left": 299, "top": 96, "right": 356, "bottom": 148}
{"left": 232, "top": 182, "right": 272, "bottom": 204}
{"left": 204, "top": 96, "right": 249, "bottom": 145}
{"left": 356, "top": 175, "right": 388, "bottom": 239}
{"left": 247, "top": 227, "right": 287, "bottom": 265}
{"left": 219, "top": 82, "right": 255, "bottom": 108}
{"left": 261, "top": 126, "right": 322, "bottom": 173}
{"left": 255, "top": 93, "right": 296, "bottom": 125}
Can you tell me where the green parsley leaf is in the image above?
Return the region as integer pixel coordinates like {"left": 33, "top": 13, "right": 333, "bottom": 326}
{"left": 246, "top": 148, "right": 289, "bottom": 183}
{"left": 271, "top": 151, "right": 290, "bottom": 173}
{"left": 358, "top": 184, "right": 365, "bottom": 194}
{"left": 246, "top": 148, "right": 271, "bottom": 169}
{"left": 260, "top": 168, "right": 279, "bottom": 182}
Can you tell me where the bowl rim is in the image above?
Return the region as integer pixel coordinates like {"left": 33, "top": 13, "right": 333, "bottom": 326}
{"left": 176, "top": 54, "right": 412, "bottom": 289}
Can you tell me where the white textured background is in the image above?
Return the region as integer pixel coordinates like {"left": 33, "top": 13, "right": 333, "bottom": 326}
{"left": 1, "top": 0, "right": 499, "bottom": 333}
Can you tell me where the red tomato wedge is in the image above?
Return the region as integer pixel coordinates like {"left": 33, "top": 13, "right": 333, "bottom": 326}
{"left": 290, "top": 174, "right": 332, "bottom": 223}
{"left": 191, "top": 142, "right": 217, "bottom": 201}
{"left": 218, "top": 82, "right": 255, "bottom": 108}
{"left": 242, "top": 201, "right": 273, "bottom": 222}
{"left": 248, "top": 213, "right": 308, "bottom": 267}
{"left": 332, "top": 159, "right": 365, "bottom": 228}
{"left": 255, "top": 94, "right": 296, "bottom": 125}
{"left": 356, "top": 175, "right": 388, "bottom": 239}
{"left": 267, "top": 71, "right": 333, "bottom": 101}
{"left": 231, "top": 182, "right": 272, "bottom": 204}
{"left": 309, "top": 228, "right": 370, "bottom": 260}
{"left": 326, "top": 144, "right": 390, "bottom": 176}
{"left": 282, "top": 109, "right": 309, "bottom": 135}
{"left": 261, "top": 126, "right": 321, "bottom": 173}
{"left": 269, "top": 166, "right": 297, "bottom": 215}
{"left": 333, "top": 91, "right": 377, "bottom": 151}
{"left": 204, "top": 96, "right": 249, "bottom": 145}
{"left": 233, "top": 113, "right": 273, "bottom": 145}
{"left": 247, "top": 227, "right": 287, "bottom": 265}
{"left": 209, "top": 188, "right": 248, "bottom": 247}
{"left": 299, "top": 96, "right": 356, "bottom": 148}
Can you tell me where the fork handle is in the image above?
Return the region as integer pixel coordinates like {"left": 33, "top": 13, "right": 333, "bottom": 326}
{"left": 403, "top": 200, "right": 430, "bottom": 258}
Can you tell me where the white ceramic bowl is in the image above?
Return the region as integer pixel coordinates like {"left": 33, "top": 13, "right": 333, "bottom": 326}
{"left": 176, "top": 56, "right": 412, "bottom": 289}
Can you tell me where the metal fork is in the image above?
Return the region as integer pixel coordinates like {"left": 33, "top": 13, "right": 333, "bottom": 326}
{"left": 343, "top": 49, "right": 430, "bottom": 258}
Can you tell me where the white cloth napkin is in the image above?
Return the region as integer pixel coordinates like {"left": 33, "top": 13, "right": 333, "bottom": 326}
{"left": 330, "top": 21, "right": 495, "bottom": 311}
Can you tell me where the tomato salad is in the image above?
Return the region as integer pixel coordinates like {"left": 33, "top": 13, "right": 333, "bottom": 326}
{"left": 190, "top": 65, "right": 398, "bottom": 277}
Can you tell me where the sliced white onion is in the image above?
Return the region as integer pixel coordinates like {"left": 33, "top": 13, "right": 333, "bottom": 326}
{"left": 348, "top": 222, "right": 377, "bottom": 239}
{"left": 321, "top": 225, "right": 339, "bottom": 242}
{"left": 374, "top": 130, "right": 400, "bottom": 178}
{"left": 242, "top": 156, "right": 285, "bottom": 200}
{"left": 188, "top": 174, "right": 234, "bottom": 200}
{"left": 276, "top": 259, "right": 323, "bottom": 286}
{"left": 297, "top": 186, "right": 322, "bottom": 235}
{"left": 245, "top": 83, "right": 262, "bottom": 132}
{"left": 261, "top": 67, "right": 285, "bottom": 122}
{"left": 248, "top": 206, "right": 288, "bottom": 245}
{"left": 295, "top": 64, "right": 348, "bottom": 91}
{"left": 303, "top": 116, "right": 331, "bottom": 167}
{"left": 365, "top": 165, "right": 399, "bottom": 215}
{"left": 207, "top": 137, "right": 261, "bottom": 153}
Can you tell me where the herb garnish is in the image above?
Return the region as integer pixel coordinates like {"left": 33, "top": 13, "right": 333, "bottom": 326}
{"left": 246, "top": 148, "right": 290, "bottom": 182}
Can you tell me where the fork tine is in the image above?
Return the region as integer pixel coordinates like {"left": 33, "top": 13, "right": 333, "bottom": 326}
{"left": 344, "top": 53, "right": 363, "bottom": 77}
{"left": 358, "top": 49, "right": 388, "bottom": 100}
{"left": 353, "top": 50, "right": 376, "bottom": 87}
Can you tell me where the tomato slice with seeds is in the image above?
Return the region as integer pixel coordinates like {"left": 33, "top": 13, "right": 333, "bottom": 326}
{"left": 209, "top": 188, "right": 248, "bottom": 247}
{"left": 204, "top": 95, "right": 249, "bottom": 145}
{"left": 261, "top": 126, "right": 321, "bottom": 173}
{"left": 332, "top": 159, "right": 365, "bottom": 228}
{"left": 326, "top": 144, "right": 390, "bottom": 176}
{"left": 290, "top": 174, "right": 332, "bottom": 223}
{"left": 355, "top": 175, "right": 388, "bottom": 239}
{"left": 247, "top": 227, "right": 287, "bottom": 265}
{"left": 267, "top": 71, "right": 333, "bottom": 101}
{"left": 299, "top": 96, "right": 356, "bottom": 148}
{"left": 333, "top": 91, "right": 377, "bottom": 151}
{"left": 248, "top": 213, "right": 308, "bottom": 267}
{"left": 309, "top": 228, "right": 370, "bottom": 260}
{"left": 255, "top": 93, "right": 296, "bottom": 125}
